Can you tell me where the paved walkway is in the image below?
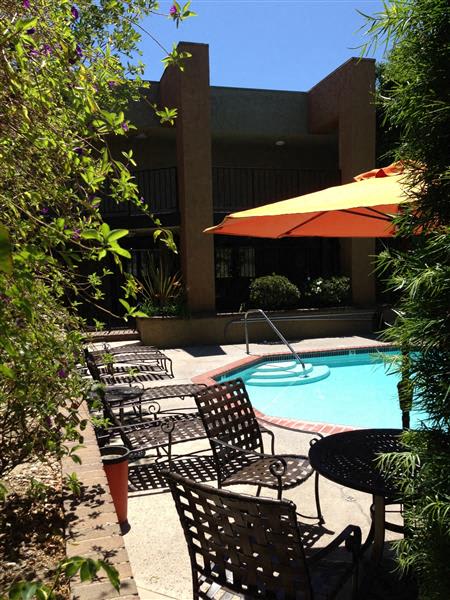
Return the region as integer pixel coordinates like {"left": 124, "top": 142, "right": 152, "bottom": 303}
{"left": 102, "top": 336, "right": 413, "bottom": 599}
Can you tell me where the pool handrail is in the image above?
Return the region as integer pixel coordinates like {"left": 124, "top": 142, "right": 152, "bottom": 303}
{"left": 244, "top": 309, "right": 306, "bottom": 372}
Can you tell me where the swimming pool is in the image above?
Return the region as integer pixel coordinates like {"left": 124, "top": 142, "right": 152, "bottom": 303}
{"left": 217, "top": 349, "right": 425, "bottom": 429}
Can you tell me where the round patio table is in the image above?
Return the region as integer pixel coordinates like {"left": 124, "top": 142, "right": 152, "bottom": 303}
{"left": 309, "top": 428, "right": 403, "bottom": 563}
{"left": 105, "top": 385, "right": 143, "bottom": 406}
{"left": 104, "top": 385, "right": 144, "bottom": 422}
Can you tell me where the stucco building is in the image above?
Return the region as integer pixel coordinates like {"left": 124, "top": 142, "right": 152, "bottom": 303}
{"left": 104, "top": 42, "right": 376, "bottom": 321}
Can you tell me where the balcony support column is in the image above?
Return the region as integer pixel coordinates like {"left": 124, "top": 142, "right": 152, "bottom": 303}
{"left": 160, "top": 43, "right": 216, "bottom": 314}
{"left": 308, "top": 59, "right": 377, "bottom": 306}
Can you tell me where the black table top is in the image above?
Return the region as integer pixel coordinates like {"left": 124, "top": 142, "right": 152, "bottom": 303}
{"left": 309, "top": 428, "right": 403, "bottom": 500}
{"left": 104, "top": 385, "right": 143, "bottom": 404}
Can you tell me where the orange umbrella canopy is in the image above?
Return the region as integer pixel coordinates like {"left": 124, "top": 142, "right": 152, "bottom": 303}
{"left": 205, "top": 164, "right": 412, "bottom": 238}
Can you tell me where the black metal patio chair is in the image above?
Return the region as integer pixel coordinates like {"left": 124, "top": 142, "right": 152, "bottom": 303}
{"left": 194, "top": 378, "right": 324, "bottom": 522}
{"left": 164, "top": 470, "right": 361, "bottom": 600}
{"left": 91, "top": 380, "right": 208, "bottom": 461}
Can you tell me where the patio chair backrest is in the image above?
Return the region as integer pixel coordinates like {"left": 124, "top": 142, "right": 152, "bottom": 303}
{"left": 165, "top": 470, "right": 312, "bottom": 600}
{"left": 84, "top": 348, "right": 101, "bottom": 381}
{"left": 194, "top": 378, "right": 264, "bottom": 453}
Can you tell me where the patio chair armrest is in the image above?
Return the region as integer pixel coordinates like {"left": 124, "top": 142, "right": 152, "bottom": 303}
{"left": 308, "top": 432, "right": 324, "bottom": 447}
{"left": 210, "top": 438, "right": 288, "bottom": 481}
{"left": 307, "top": 525, "right": 362, "bottom": 565}
{"left": 210, "top": 437, "right": 277, "bottom": 461}
{"left": 262, "top": 420, "right": 323, "bottom": 443}
{"left": 259, "top": 425, "right": 276, "bottom": 454}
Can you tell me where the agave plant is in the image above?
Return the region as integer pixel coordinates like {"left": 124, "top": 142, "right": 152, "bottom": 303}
{"left": 139, "top": 252, "right": 184, "bottom": 314}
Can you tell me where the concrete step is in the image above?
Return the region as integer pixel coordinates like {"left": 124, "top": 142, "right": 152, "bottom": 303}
{"left": 246, "top": 365, "right": 330, "bottom": 386}
{"left": 248, "top": 362, "right": 313, "bottom": 379}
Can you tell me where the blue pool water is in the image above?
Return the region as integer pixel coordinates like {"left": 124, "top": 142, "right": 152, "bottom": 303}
{"left": 218, "top": 351, "right": 426, "bottom": 429}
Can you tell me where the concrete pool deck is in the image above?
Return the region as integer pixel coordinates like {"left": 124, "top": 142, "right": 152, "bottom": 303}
{"left": 103, "top": 335, "right": 408, "bottom": 599}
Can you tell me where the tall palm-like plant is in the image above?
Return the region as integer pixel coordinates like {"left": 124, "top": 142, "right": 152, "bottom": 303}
{"left": 362, "top": 1, "right": 450, "bottom": 598}
{"left": 140, "top": 253, "right": 184, "bottom": 316}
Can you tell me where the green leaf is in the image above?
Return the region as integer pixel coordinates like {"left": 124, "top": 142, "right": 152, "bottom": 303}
{"left": 0, "top": 224, "right": 13, "bottom": 274}
{"left": 0, "top": 481, "right": 8, "bottom": 501}
{"left": 98, "top": 561, "right": 120, "bottom": 592}
{"left": 79, "top": 559, "right": 95, "bottom": 582}
{"left": 62, "top": 557, "right": 83, "bottom": 578}
{"left": 100, "top": 223, "right": 111, "bottom": 238}
{"left": 106, "top": 229, "right": 129, "bottom": 242}
{"left": 22, "top": 582, "right": 39, "bottom": 600}
{"left": 35, "top": 588, "right": 50, "bottom": 600}
{"left": 109, "top": 245, "right": 131, "bottom": 259}
{"left": 119, "top": 298, "right": 131, "bottom": 311}
{"left": 0, "top": 364, "right": 15, "bottom": 379}
{"left": 81, "top": 229, "right": 102, "bottom": 241}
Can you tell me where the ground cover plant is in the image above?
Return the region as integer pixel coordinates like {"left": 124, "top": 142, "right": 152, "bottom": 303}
{"left": 0, "top": 0, "right": 193, "bottom": 595}
{"left": 363, "top": 1, "right": 450, "bottom": 597}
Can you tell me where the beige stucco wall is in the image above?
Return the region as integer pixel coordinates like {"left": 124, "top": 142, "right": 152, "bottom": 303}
{"left": 137, "top": 309, "right": 375, "bottom": 349}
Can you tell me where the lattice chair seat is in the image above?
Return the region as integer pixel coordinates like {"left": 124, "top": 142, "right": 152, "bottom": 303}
{"left": 165, "top": 471, "right": 361, "bottom": 600}
{"left": 194, "top": 378, "right": 324, "bottom": 522}
{"left": 218, "top": 451, "right": 313, "bottom": 489}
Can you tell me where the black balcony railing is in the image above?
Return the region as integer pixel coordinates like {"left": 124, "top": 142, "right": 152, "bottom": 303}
{"left": 100, "top": 165, "right": 340, "bottom": 219}
{"left": 212, "top": 167, "right": 341, "bottom": 213}
{"left": 100, "top": 167, "right": 178, "bottom": 217}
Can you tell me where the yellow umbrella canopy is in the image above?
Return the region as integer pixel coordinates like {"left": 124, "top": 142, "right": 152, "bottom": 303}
{"left": 205, "top": 164, "right": 412, "bottom": 238}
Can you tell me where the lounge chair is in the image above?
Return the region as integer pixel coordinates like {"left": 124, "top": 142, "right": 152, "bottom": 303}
{"left": 90, "top": 344, "right": 173, "bottom": 377}
{"left": 165, "top": 470, "right": 361, "bottom": 599}
{"left": 193, "top": 377, "right": 324, "bottom": 522}
{"left": 84, "top": 348, "right": 173, "bottom": 383}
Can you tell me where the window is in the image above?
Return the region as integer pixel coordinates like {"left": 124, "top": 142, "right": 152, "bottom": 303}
{"left": 215, "top": 247, "right": 255, "bottom": 279}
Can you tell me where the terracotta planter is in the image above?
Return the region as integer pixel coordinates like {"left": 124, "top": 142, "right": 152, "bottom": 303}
{"left": 100, "top": 445, "right": 129, "bottom": 524}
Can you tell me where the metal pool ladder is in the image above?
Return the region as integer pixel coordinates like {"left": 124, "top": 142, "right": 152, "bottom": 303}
{"left": 244, "top": 309, "right": 306, "bottom": 373}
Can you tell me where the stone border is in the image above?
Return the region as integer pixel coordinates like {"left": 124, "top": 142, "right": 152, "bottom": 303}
{"left": 62, "top": 402, "right": 139, "bottom": 600}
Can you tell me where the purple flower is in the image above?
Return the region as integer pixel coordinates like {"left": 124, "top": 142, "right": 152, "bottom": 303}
{"left": 72, "top": 228, "right": 81, "bottom": 240}
{"left": 108, "top": 80, "right": 117, "bottom": 89}
{"left": 169, "top": 5, "right": 178, "bottom": 16}
{"left": 71, "top": 5, "right": 79, "bottom": 19}
{"left": 42, "top": 44, "right": 52, "bottom": 55}
{"left": 121, "top": 122, "right": 129, "bottom": 132}
{"left": 26, "top": 27, "right": 35, "bottom": 34}
{"left": 69, "top": 44, "right": 83, "bottom": 64}
{"left": 41, "top": 207, "right": 49, "bottom": 214}
{"left": 73, "top": 147, "right": 83, "bottom": 156}
{"left": 23, "top": 0, "right": 30, "bottom": 8}
{"left": 29, "top": 49, "right": 40, "bottom": 58}
{"left": 57, "top": 368, "right": 68, "bottom": 378}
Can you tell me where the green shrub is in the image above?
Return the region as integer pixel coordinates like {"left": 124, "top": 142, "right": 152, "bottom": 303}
{"left": 304, "top": 276, "right": 351, "bottom": 306}
{"left": 140, "top": 298, "right": 187, "bottom": 318}
{"left": 249, "top": 274, "right": 300, "bottom": 310}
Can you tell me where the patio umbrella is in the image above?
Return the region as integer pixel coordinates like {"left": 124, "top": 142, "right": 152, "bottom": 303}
{"left": 205, "top": 164, "right": 412, "bottom": 238}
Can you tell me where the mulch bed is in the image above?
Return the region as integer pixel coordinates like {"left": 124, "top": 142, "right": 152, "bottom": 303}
{"left": 0, "top": 459, "right": 69, "bottom": 598}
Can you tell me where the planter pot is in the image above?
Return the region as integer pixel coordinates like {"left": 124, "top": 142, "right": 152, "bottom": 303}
{"left": 100, "top": 445, "right": 129, "bottom": 524}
